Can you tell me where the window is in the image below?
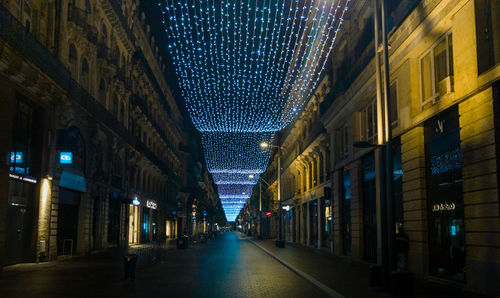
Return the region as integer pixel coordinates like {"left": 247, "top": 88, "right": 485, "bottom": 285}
{"left": 475, "top": 0, "right": 500, "bottom": 74}
{"left": 69, "top": 44, "right": 77, "bottom": 63}
{"left": 81, "top": 58, "right": 89, "bottom": 75}
{"left": 98, "top": 79, "right": 106, "bottom": 105}
{"left": 419, "top": 33, "right": 454, "bottom": 105}
{"left": 360, "top": 100, "right": 377, "bottom": 142}
{"left": 120, "top": 102, "right": 125, "bottom": 123}
{"left": 339, "top": 125, "right": 349, "bottom": 159}
{"left": 101, "top": 24, "right": 108, "bottom": 46}
{"left": 112, "top": 95, "right": 118, "bottom": 117}
{"left": 390, "top": 81, "right": 398, "bottom": 126}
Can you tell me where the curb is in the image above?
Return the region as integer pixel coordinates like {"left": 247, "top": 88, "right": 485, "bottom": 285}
{"left": 248, "top": 239, "right": 345, "bottom": 298}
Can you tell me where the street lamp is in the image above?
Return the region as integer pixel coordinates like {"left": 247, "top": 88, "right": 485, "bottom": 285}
{"left": 259, "top": 141, "right": 285, "bottom": 248}
{"left": 354, "top": 0, "right": 396, "bottom": 288}
{"left": 253, "top": 174, "right": 271, "bottom": 239}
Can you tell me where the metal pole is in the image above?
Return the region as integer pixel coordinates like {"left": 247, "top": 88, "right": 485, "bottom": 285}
{"left": 381, "top": 0, "right": 396, "bottom": 275}
{"left": 373, "top": 0, "right": 388, "bottom": 275}
{"left": 260, "top": 180, "right": 263, "bottom": 238}
{"left": 277, "top": 148, "right": 282, "bottom": 242}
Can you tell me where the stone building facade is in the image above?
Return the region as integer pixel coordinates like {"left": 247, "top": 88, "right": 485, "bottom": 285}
{"left": 0, "top": 0, "right": 214, "bottom": 267}
{"left": 258, "top": 0, "right": 500, "bottom": 295}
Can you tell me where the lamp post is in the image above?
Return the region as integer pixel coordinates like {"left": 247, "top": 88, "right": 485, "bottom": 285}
{"left": 260, "top": 141, "right": 285, "bottom": 248}
{"left": 354, "top": 0, "right": 396, "bottom": 288}
{"left": 253, "top": 174, "right": 270, "bottom": 239}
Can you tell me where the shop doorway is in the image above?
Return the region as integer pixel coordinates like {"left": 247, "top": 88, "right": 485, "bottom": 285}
{"left": 319, "top": 197, "right": 327, "bottom": 248}
{"left": 341, "top": 169, "right": 352, "bottom": 256}
{"left": 425, "top": 106, "right": 465, "bottom": 281}
{"left": 128, "top": 205, "right": 140, "bottom": 244}
{"left": 152, "top": 210, "right": 157, "bottom": 241}
{"left": 5, "top": 180, "right": 35, "bottom": 264}
{"left": 107, "top": 195, "right": 121, "bottom": 245}
{"left": 57, "top": 188, "right": 80, "bottom": 256}
{"left": 142, "top": 207, "right": 150, "bottom": 243}
{"left": 309, "top": 201, "right": 318, "bottom": 246}
{"left": 362, "top": 153, "right": 377, "bottom": 262}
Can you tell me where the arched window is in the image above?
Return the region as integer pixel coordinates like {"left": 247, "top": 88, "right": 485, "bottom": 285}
{"left": 85, "top": 0, "right": 91, "bottom": 16}
{"left": 57, "top": 126, "right": 85, "bottom": 172}
{"left": 67, "top": 0, "right": 75, "bottom": 21}
{"left": 148, "top": 175, "right": 151, "bottom": 192}
{"left": 136, "top": 171, "right": 141, "bottom": 191}
{"left": 81, "top": 58, "right": 89, "bottom": 89}
{"left": 81, "top": 58, "right": 89, "bottom": 75}
{"left": 111, "top": 156, "right": 123, "bottom": 189}
{"left": 69, "top": 44, "right": 77, "bottom": 63}
{"left": 101, "top": 24, "right": 108, "bottom": 46}
{"left": 119, "top": 101, "right": 125, "bottom": 123}
{"left": 98, "top": 79, "right": 106, "bottom": 105}
{"left": 112, "top": 95, "right": 118, "bottom": 117}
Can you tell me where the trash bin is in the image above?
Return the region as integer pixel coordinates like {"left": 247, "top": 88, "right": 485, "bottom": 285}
{"left": 123, "top": 254, "right": 138, "bottom": 279}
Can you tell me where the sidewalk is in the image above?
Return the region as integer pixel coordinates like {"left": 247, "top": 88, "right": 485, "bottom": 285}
{"left": 248, "top": 237, "right": 487, "bottom": 298}
{"left": 0, "top": 239, "right": 199, "bottom": 297}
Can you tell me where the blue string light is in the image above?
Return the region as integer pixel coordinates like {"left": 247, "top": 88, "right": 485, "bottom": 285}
{"left": 159, "top": 0, "right": 350, "bottom": 221}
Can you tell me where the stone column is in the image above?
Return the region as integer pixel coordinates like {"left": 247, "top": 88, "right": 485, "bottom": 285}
{"left": 401, "top": 126, "right": 428, "bottom": 275}
{"left": 459, "top": 88, "right": 500, "bottom": 293}
{"left": 332, "top": 170, "right": 341, "bottom": 254}
{"left": 349, "top": 160, "right": 362, "bottom": 260}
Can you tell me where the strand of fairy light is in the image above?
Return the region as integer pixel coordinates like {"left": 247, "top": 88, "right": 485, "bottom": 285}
{"left": 162, "top": 0, "right": 346, "bottom": 132}
{"left": 280, "top": 0, "right": 337, "bottom": 121}
{"left": 284, "top": 0, "right": 350, "bottom": 125}
{"left": 163, "top": 0, "right": 348, "bottom": 131}
{"left": 159, "top": 0, "right": 351, "bottom": 220}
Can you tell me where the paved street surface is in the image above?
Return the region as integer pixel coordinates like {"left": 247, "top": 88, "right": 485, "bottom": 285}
{"left": 251, "top": 238, "right": 488, "bottom": 298}
{"left": 0, "top": 232, "right": 489, "bottom": 298}
{"left": 0, "top": 232, "right": 325, "bottom": 298}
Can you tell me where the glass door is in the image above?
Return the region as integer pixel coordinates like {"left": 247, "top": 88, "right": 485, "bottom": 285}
{"left": 425, "top": 106, "right": 465, "bottom": 281}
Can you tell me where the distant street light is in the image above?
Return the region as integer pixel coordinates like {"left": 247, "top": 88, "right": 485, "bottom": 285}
{"left": 248, "top": 174, "right": 255, "bottom": 179}
{"left": 259, "top": 140, "right": 285, "bottom": 247}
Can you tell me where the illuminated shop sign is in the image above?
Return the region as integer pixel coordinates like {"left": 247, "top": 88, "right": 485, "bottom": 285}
{"left": 132, "top": 197, "right": 140, "bottom": 206}
{"left": 9, "top": 173, "right": 37, "bottom": 184}
{"left": 147, "top": 200, "right": 157, "bottom": 210}
{"left": 59, "top": 152, "right": 73, "bottom": 164}
{"left": 432, "top": 203, "right": 456, "bottom": 212}
{"left": 10, "top": 152, "right": 23, "bottom": 163}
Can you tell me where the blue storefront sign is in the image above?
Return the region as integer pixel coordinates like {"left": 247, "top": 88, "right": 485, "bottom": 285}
{"left": 59, "top": 152, "right": 73, "bottom": 164}
{"left": 59, "top": 170, "right": 86, "bottom": 192}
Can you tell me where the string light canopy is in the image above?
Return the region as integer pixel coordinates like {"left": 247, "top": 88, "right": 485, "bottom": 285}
{"left": 159, "top": 0, "right": 350, "bottom": 221}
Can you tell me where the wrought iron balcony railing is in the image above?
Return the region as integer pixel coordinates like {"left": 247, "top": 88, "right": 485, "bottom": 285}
{"left": 0, "top": 4, "right": 182, "bottom": 184}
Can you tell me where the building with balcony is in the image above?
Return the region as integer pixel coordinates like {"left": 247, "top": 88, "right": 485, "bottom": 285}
{"left": 0, "top": 0, "right": 219, "bottom": 266}
{"left": 257, "top": 0, "right": 500, "bottom": 296}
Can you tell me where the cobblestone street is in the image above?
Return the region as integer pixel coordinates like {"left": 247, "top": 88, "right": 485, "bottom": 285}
{"left": 0, "top": 232, "right": 324, "bottom": 298}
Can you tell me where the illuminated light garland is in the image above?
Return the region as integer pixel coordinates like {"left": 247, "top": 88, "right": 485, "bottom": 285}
{"left": 159, "top": 0, "right": 350, "bottom": 221}
{"left": 218, "top": 184, "right": 254, "bottom": 197}
{"left": 159, "top": 0, "right": 350, "bottom": 131}
{"left": 202, "top": 132, "right": 273, "bottom": 174}
{"left": 213, "top": 172, "right": 260, "bottom": 185}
